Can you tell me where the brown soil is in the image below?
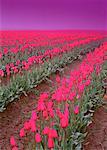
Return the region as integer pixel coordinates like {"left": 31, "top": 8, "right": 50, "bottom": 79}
{"left": 0, "top": 59, "right": 81, "bottom": 150}
{"left": 83, "top": 97, "right": 107, "bottom": 150}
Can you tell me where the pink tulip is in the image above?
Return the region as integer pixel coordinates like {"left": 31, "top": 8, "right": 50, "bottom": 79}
{"left": 74, "top": 106, "right": 79, "bottom": 115}
{"left": 56, "top": 75, "right": 60, "bottom": 83}
{"left": 60, "top": 117, "right": 69, "bottom": 128}
{"left": 48, "top": 129, "right": 58, "bottom": 138}
{"left": 31, "top": 110, "right": 37, "bottom": 120}
{"left": 0, "top": 70, "right": 4, "bottom": 77}
{"left": 35, "top": 133, "right": 42, "bottom": 143}
{"left": 43, "top": 127, "right": 50, "bottom": 135}
{"left": 0, "top": 52, "right": 2, "bottom": 59}
{"left": 24, "top": 121, "right": 30, "bottom": 130}
{"left": 20, "top": 128, "right": 25, "bottom": 137}
{"left": 30, "top": 120, "right": 36, "bottom": 132}
{"left": 37, "top": 100, "right": 45, "bottom": 111}
{"left": 43, "top": 110, "right": 48, "bottom": 118}
{"left": 10, "top": 136, "right": 16, "bottom": 146}
{"left": 4, "top": 48, "right": 8, "bottom": 55}
{"left": 48, "top": 138, "right": 54, "bottom": 149}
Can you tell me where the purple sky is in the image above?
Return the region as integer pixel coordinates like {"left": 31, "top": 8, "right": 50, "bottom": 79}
{"left": 0, "top": 0, "right": 107, "bottom": 30}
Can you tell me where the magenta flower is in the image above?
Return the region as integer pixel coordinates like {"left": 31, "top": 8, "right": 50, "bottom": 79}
{"left": 39, "top": 92, "right": 48, "bottom": 101}
{"left": 35, "top": 133, "right": 42, "bottom": 143}
{"left": 37, "top": 100, "right": 45, "bottom": 111}
{"left": 0, "top": 69, "right": 4, "bottom": 77}
{"left": 3, "top": 48, "right": 8, "bottom": 55}
{"left": 43, "top": 110, "right": 48, "bottom": 119}
{"left": 31, "top": 110, "right": 37, "bottom": 120}
{"left": 42, "top": 127, "right": 50, "bottom": 135}
{"left": 48, "top": 129, "right": 58, "bottom": 138}
{"left": 19, "top": 128, "right": 25, "bottom": 137}
{"left": 0, "top": 52, "right": 2, "bottom": 59}
{"left": 60, "top": 117, "right": 69, "bottom": 128}
{"left": 74, "top": 106, "right": 79, "bottom": 115}
{"left": 10, "top": 136, "right": 16, "bottom": 146}
{"left": 56, "top": 75, "right": 60, "bottom": 83}
{"left": 30, "top": 119, "right": 36, "bottom": 132}
{"left": 24, "top": 121, "right": 31, "bottom": 130}
{"left": 48, "top": 138, "right": 54, "bottom": 149}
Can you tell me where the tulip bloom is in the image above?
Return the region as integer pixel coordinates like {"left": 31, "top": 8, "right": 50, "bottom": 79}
{"left": 30, "top": 119, "right": 36, "bottom": 132}
{"left": 24, "top": 121, "right": 31, "bottom": 130}
{"left": 20, "top": 128, "right": 25, "bottom": 137}
{"left": 10, "top": 136, "right": 16, "bottom": 146}
{"left": 74, "top": 106, "right": 79, "bottom": 115}
{"left": 48, "top": 138, "right": 54, "bottom": 149}
{"left": 4, "top": 48, "right": 8, "bottom": 55}
{"left": 56, "top": 75, "right": 60, "bottom": 83}
{"left": 31, "top": 110, "right": 37, "bottom": 120}
{"left": 0, "top": 52, "right": 2, "bottom": 59}
{"left": 0, "top": 69, "right": 4, "bottom": 77}
{"left": 35, "top": 133, "right": 42, "bottom": 143}
{"left": 42, "top": 127, "right": 50, "bottom": 135}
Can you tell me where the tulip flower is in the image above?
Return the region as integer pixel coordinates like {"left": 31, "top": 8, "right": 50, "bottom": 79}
{"left": 24, "top": 121, "right": 31, "bottom": 130}
{"left": 74, "top": 106, "right": 79, "bottom": 115}
{"left": 20, "top": 128, "right": 25, "bottom": 137}
{"left": 48, "top": 138, "right": 54, "bottom": 149}
{"left": 10, "top": 136, "right": 16, "bottom": 146}
{"left": 35, "top": 133, "right": 42, "bottom": 143}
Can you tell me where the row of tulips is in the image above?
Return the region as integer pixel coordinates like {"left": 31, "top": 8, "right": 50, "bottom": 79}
{"left": 0, "top": 31, "right": 83, "bottom": 47}
{"left": 0, "top": 39, "right": 105, "bottom": 111}
{"left": 0, "top": 34, "right": 104, "bottom": 63}
{"left": 0, "top": 35, "right": 103, "bottom": 57}
{"left": 0, "top": 37, "right": 104, "bottom": 78}
{"left": 0, "top": 31, "right": 105, "bottom": 69}
{"left": 9, "top": 42, "right": 107, "bottom": 150}
{"left": 0, "top": 30, "right": 104, "bottom": 47}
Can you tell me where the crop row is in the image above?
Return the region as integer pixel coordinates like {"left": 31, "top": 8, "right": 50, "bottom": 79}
{"left": 0, "top": 30, "right": 105, "bottom": 47}
{"left": 9, "top": 42, "right": 107, "bottom": 150}
{"left": 0, "top": 39, "right": 104, "bottom": 111}
{"left": 0, "top": 36, "right": 104, "bottom": 78}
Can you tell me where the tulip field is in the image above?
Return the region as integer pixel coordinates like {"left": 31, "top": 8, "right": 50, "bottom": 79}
{"left": 0, "top": 30, "right": 107, "bottom": 149}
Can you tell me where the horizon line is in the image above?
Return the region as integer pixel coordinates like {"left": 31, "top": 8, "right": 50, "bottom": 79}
{"left": 0, "top": 29, "right": 107, "bottom": 31}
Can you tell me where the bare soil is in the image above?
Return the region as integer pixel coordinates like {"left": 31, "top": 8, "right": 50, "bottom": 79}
{"left": 83, "top": 96, "right": 107, "bottom": 150}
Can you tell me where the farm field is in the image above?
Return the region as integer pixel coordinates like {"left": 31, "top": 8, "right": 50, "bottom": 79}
{"left": 0, "top": 30, "right": 107, "bottom": 150}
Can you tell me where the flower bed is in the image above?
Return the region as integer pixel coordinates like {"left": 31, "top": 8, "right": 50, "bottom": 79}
{"left": 0, "top": 34, "right": 105, "bottom": 111}
{"left": 9, "top": 42, "right": 107, "bottom": 150}
{"left": 0, "top": 32, "right": 105, "bottom": 78}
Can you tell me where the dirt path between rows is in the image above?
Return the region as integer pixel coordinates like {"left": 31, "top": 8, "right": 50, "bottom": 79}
{"left": 83, "top": 97, "right": 107, "bottom": 150}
